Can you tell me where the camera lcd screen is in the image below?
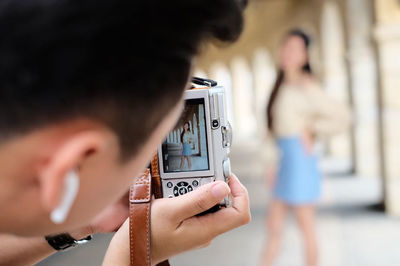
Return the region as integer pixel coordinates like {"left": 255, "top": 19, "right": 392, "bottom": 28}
{"left": 161, "top": 98, "right": 210, "bottom": 173}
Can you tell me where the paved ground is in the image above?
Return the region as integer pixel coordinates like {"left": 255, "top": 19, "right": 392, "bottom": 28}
{"left": 165, "top": 154, "right": 209, "bottom": 172}
{"left": 38, "top": 146, "right": 400, "bottom": 266}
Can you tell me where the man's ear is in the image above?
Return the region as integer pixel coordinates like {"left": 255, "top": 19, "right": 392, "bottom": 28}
{"left": 38, "top": 130, "right": 107, "bottom": 215}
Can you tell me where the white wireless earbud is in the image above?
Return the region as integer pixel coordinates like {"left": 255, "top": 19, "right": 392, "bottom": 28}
{"left": 50, "top": 169, "right": 80, "bottom": 224}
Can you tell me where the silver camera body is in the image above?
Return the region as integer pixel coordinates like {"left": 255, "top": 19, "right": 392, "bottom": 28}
{"left": 158, "top": 81, "right": 232, "bottom": 206}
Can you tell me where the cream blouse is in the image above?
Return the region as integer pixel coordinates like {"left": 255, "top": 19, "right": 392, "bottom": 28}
{"left": 182, "top": 132, "right": 194, "bottom": 144}
{"left": 272, "top": 83, "right": 351, "bottom": 138}
{"left": 261, "top": 82, "right": 351, "bottom": 165}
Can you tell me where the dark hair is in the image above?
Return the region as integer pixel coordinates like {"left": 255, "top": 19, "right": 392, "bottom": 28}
{"left": 266, "top": 29, "right": 312, "bottom": 132}
{"left": 180, "top": 122, "right": 191, "bottom": 143}
{"left": 0, "top": 0, "right": 246, "bottom": 159}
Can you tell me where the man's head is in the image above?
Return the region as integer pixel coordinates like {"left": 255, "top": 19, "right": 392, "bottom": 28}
{"left": 0, "top": 0, "right": 245, "bottom": 235}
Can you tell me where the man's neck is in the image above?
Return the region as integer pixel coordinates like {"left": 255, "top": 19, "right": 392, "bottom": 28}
{"left": 284, "top": 69, "right": 303, "bottom": 84}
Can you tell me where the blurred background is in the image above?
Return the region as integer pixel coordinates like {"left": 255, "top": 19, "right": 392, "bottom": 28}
{"left": 39, "top": 0, "right": 400, "bottom": 265}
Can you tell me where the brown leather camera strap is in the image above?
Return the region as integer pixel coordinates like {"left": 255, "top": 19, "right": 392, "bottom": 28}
{"left": 150, "top": 154, "right": 164, "bottom": 199}
{"left": 150, "top": 154, "right": 170, "bottom": 266}
{"left": 129, "top": 169, "right": 152, "bottom": 266}
{"left": 129, "top": 155, "right": 170, "bottom": 266}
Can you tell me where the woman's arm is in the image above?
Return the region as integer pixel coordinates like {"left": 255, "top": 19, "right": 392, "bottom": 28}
{"left": 189, "top": 133, "right": 195, "bottom": 143}
{"left": 306, "top": 85, "right": 352, "bottom": 138}
{"left": 259, "top": 134, "right": 280, "bottom": 189}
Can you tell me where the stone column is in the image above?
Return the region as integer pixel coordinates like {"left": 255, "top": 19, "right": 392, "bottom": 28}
{"left": 193, "top": 114, "right": 199, "bottom": 154}
{"left": 346, "top": 0, "right": 380, "bottom": 177}
{"left": 231, "top": 56, "right": 257, "bottom": 143}
{"left": 320, "top": 1, "right": 353, "bottom": 170}
{"left": 252, "top": 48, "right": 276, "bottom": 140}
{"left": 198, "top": 104, "right": 207, "bottom": 157}
{"left": 374, "top": 0, "right": 400, "bottom": 215}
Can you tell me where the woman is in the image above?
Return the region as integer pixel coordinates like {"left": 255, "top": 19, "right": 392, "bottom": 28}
{"left": 180, "top": 122, "right": 194, "bottom": 170}
{"left": 260, "top": 29, "right": 351, "bottom": 266}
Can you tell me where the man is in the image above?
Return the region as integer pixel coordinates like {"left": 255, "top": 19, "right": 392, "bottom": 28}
{"left": 0, "top": 0, "right": 250, "bottom": 265}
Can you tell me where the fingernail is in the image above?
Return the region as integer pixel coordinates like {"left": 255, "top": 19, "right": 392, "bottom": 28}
{"left": 211, "top": 182, "right": 230, "bottom": 199}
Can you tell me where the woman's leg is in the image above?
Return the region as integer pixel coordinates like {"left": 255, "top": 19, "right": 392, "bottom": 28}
{"left": 294, "top": 205, "right": 318, "bottom": 266}
{"left": 179, "top": 155, "right": 185, "bottom": 169}
{"left": 260, "top": 199, "right": 288, "bottom": 266}
{"left": 187, "top": 156, "right": 192, "bottom": 169}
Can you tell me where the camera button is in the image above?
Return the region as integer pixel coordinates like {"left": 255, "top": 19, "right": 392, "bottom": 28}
{"left": 168, "top": 195, "right": 173, "bottom": 198}
{"left": 179, "top": 187, "right": 188, "bottom": 195}
{"left": 167, "top": 182, "right": 173, "bottom": 188}
{"left": 173, "top": 187, "right": 179, "bottom": 196}
{"left": 223, "top": 158, "right": 231, "bottom": 179}
{"left": 222, "top": 122, "right": 232, "bottom": 148}
{"left": 187, "top": 185, "right": 193, "bottom": 192}
{"left": 212, "top": 119, "right": 219, "bottom": 129}
{"left": 192, "top": 180, "right": 199, "bottom": 187}
{"left": 177, "top": 181, "right": 188, "bottom": 187}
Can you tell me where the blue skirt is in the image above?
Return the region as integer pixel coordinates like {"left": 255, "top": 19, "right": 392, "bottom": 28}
{"left": 182, "top": 143, "right": 192, "bottom": 156}
{"left": 273, "top": 137, "right": 321, "bottom": 205}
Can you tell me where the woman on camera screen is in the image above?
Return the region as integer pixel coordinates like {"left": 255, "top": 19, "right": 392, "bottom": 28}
{"left": 180, "top": 122, "right": 194, "bottom": 170}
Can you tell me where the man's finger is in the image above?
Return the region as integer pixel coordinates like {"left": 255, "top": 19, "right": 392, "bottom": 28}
{"left": 170, "top": 181, "right": 230, "bottom": 221}
{"left": 183, "top": 175, "right": 251, "bottom": 238}
{"left": 229, "top": 174, "right": 250, "bottom": 213}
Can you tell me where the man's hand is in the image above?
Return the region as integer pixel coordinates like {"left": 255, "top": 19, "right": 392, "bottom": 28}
{"left": 151, "top": 174, "right": 251, "bottom": 263}
{"left": 103, "top": 175, "right": 251, "bottom": 265}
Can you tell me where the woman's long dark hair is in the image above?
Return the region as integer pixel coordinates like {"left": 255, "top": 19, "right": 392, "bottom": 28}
{"left": 266, "top": 29, "right": 313, "bottom": 133}
{"left": 180, "top": 122, "right": 191, "bottom": 143}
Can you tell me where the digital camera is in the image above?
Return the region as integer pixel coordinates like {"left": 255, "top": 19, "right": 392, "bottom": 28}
{"left": 157, "top": 77, "right": 232, "bottom": 207}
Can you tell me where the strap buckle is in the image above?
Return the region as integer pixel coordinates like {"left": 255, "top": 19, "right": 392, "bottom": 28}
{"left": 130, "top": 169, "right": 152, "bottom": 204}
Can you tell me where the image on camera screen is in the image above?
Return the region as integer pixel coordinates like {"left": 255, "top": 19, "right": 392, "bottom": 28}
{"left": 161, "top": 98, "right": 210, "bottom": 173}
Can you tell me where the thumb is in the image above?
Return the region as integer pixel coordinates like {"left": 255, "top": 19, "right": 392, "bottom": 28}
{"left": 170, "top": 181, "right": 230, "bottom": 221}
